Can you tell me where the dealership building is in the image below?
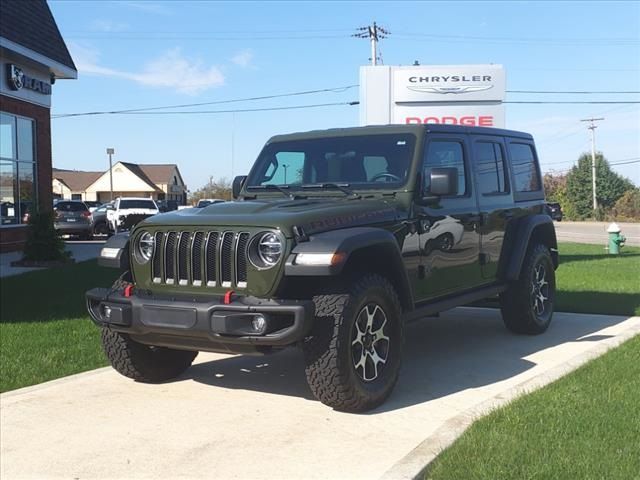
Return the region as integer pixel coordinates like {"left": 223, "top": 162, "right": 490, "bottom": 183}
{"left": 52, "top": 162, "right": 187, "bottom": 204}
{"left": 0, "top": 0, "right": 77, "bottom": 251}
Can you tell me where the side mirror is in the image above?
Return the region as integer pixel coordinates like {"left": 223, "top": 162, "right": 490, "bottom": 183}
{"left": 232, "top": 175, "right": 247, "bottom": 199}
{"left": 428, "top": 167, "right": 458, "bottom": 196}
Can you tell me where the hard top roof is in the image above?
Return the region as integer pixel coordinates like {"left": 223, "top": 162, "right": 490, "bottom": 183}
{"left": 268, "top": 124, "right": 533, "bottom": 143}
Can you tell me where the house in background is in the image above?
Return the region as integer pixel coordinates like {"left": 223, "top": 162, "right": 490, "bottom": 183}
{"left": 1, "top": 0, "right": 77, "bottom": 251}
{"left": 52, "top": 162, "right": 187, "bottom": 204}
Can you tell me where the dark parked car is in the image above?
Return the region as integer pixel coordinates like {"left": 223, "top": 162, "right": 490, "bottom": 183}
{"left": 53, "top": 200, "right": 93, "bottom": 239}
{"left": 91, "top": 203, "right": 112, "bottom": 236}
{"left": 545, "top": 202, "right": 563, "bottom": 221}
{"left": 156, "top": 200, "right": 179, "bottom": 213}
{"left": 88, "top": 124, "right": 558, "bottom": 412}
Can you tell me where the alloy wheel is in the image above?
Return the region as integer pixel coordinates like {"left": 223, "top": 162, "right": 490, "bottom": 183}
{"left": 351, "top": 303, "right": 390, "bottom": 382}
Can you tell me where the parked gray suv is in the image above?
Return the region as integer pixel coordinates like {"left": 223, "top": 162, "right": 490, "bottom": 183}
{"left": 54, "top": 200, "right": 93, "bottom": 240}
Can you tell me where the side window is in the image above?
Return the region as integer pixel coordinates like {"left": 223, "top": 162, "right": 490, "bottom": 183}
{"left": 509, "top": 143, "right": 540, "bottom": 192}
{"left": 475, "top": 141, "right": 507, "bottom": 195}
{"left": 263, "top": 151, "right": 305, "bottom": 185}
{"left": 424, "top": 140, "right": 466, "bottom": 196}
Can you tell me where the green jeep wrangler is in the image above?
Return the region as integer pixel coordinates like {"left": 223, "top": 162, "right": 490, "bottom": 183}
{"left": 86, "top": 124, "right": 558, "bottom": 412}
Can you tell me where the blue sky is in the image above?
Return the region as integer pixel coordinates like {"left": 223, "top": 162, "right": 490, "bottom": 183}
{"left": 48, "top": 0, "right": 640, "bottom": 190}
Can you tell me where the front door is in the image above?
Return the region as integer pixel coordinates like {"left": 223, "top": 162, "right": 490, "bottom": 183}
{"left": 414, "top": 134, "right": 483, "bottom": 301}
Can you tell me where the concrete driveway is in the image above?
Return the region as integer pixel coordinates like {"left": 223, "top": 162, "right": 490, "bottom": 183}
{"left": 2, "top": 308, "right": 639, "bottom": 480}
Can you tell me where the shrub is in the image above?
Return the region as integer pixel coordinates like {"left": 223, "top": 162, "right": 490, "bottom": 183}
{"left": 610, "top": 189, "right": 640, "bottom": 222}
{"left": 22, "top": 210, "right": 69, "bottom": 262}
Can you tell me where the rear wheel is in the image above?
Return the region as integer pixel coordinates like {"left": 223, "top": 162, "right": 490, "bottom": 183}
{"left": 500, "top": 243, "right": 555, "bottom": 334}
{"left": 302, "top": 275, "right": 403, "bottom": 412}
{"left": 93, "top": 221, "right": 109, "bottom": 236}
{"left": 101, "top": 328, "right": 198, "bottom": 382}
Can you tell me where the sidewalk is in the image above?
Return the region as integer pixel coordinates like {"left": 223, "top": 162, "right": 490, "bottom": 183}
{"left": 0, "top": 240, "right": 105, "bottom": 278}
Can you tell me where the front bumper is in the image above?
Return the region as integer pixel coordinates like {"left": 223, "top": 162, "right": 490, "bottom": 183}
{"left": 86, "top": 288, "right": 314, "bottom": 355}
{"left": 55, "top": 222, "right": 92, "bottom": 234}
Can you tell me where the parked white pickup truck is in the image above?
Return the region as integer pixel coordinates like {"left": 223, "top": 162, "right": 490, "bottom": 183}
{"left": 107, "top": 197, "right": 159, "bottom": 232}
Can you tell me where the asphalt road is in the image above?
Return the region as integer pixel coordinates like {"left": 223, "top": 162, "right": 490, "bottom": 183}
{"left": 2, "top": 308, "right": 638, "bottom": 480}
{"left": 554, "top": 221, "right": 640, "bottom": 247}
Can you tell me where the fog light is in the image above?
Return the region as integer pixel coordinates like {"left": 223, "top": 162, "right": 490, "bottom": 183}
{"left": 103, "top": 305, "right": 112, "bottom": 319}
{"left": 252, "top": 315, "right": 267, "bottom": 334}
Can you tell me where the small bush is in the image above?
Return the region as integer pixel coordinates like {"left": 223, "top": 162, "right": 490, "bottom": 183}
{"left": 22, "top": 210, "right": 69, "bottom": 262}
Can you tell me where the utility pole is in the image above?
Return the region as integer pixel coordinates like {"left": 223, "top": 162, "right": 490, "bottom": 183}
{"left": 106, "top": 148, "right": 115, "bottom": 201}
{"left": 580, "top": 117, "right": 604, "bottom": 211}
{"left": 353, "top": 22, "right": 390, "bottom": 66}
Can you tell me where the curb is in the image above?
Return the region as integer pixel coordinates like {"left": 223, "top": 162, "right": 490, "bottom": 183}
{"left": 380, "top": 317, "right": 640, "bottom": 480}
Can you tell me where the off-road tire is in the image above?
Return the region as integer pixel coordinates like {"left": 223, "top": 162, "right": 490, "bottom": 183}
{"left": 500, "top": 243, "right": 555, "bottom": 335}
{"left": 101, "top": 328, "right": 198, "bottom": 382}
{"left": 302, "top": 274, "right": 403, "bottom": 412}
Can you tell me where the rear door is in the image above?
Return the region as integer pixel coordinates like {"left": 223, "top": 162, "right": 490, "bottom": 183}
{"left": 414, "top": 133, "right": 483, "bottom": 300}
{"left": 471, "top": 135, "right": 513, "bottom": 279}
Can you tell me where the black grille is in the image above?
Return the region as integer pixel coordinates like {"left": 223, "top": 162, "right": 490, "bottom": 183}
{"left": 164, "top": 232, "right": 177, "bottom": 283}
{"left": 220, "top": 232, "right": 234, "bottom": 286}
{"left": 191, "top": 232, "right": 204, "bottom": 285}
{"left": 236, "top": 233, "right": 250, "bottom": 285}
{"left": 152, "top": 231, "right": 164, "bottom": 282}
{"left": 205, "top": 232, "right": 219, "bottom": 286}
{"left": 177, "top": 232, "right": 190, "bottom": 285}
{"left": 151, "top": 230, "right": 248, "bottom": 289}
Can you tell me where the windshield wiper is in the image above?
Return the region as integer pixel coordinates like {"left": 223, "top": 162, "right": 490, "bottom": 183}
{"left": 301, "top": 183, "right": 361, "bottom": 199}
{"left": 246, "top": 184, "right": 296, "bottom": 199}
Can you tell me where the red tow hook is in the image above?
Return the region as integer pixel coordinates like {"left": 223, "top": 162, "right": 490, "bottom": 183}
{"left": 223, "top": 290, "right": 235, "bottom": 305}
{"left": 123, "top": 285, "right": 134, "bottom": 298}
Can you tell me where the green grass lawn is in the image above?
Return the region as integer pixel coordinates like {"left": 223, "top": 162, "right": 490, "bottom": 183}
{"left": 555, "top": 242, "right": 640, "bottom": 316}
{"left": 0, "top": 261, "right": 118, "bottom": 392}
{"left": 425, "top": 334, "right": 640, "bottom": 480}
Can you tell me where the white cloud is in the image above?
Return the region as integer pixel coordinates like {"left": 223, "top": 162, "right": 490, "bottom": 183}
{"left": 117, "top": 1, "right": 171, "bottom": 15}
{"left": 68, "top": 43, "right": 225, "bottom": 95}
{"left": 231, "top": 49, "right": 254, "bottom": 68}
{"left": 90, "top": 19, "right": 129, "bottom": 32}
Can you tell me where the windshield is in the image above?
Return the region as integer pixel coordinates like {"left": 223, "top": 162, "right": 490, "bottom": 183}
{"left": 119, "top": 200, "right": 156, "bottom": 209}
{"left": 246, "top": 134, "right": 416, "bottom": 190}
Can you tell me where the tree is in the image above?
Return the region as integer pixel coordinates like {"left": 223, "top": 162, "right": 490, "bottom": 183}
{"left": 565, "top": 153, "right": 634, "bottom": 220}
{"left": 611, "top": 188, "right": 640, "bottom": 222}
{"left": 188, "top": 177, "right": 232, "bottom": 204}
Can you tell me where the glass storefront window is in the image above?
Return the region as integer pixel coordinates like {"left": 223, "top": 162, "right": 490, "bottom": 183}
{"left": 0, "top": 112, "right": 36, "bottom": 225}
{"left": 0, "top": 113, "right": 15, "bottom": 159}
{"left": 0, "top": 162, "right": 18, "bottom": 225}
{"left": 17, "top": 117, "right": 34, "bottom": 161}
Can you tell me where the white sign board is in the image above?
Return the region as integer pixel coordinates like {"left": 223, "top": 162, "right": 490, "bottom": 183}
{"left": 360, "top": 64, "right": 506, "bottom": 128}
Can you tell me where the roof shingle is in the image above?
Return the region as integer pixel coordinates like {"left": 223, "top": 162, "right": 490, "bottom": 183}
{"left": 0, "top": 0, "right": 76, "bottom": 71}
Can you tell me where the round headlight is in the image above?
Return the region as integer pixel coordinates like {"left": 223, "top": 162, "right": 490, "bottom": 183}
{"left": 135, "top": 231, "right": 154, "bottom": 264}
{"left": 250, "top": 232, "right": 282, "bottom": 268}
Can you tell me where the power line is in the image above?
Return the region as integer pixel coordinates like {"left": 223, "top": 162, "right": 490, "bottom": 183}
{"left": 54, "top": 101, "right": 357, "bottom": 118}
{"left": 507, "top": 90, "right": 640, "bottom": 94}
{"left": 52, "top": 85, "right": 359, "bottom": 118}
{"left": 504, "top": 101, "right": 640, "bottom": 104}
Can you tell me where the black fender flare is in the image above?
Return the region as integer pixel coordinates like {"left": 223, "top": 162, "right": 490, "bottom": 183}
{"left": 98, "top": 232, "right": 131, "bottom": 270}
{"left": 502, "top": 214, "right": 558, "bottom": 281}
{"left": 284, "top": 226, "right": 413, "bottom": 312}
{"left": 285, "top": 227, "right": 400, "bottom": 276}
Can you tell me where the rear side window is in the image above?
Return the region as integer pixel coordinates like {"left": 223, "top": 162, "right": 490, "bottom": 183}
{"left": 509, "top": 143, "right": 540, "bottom": 192}
{"left": 55, "top": 202, "right": 88, "bottom": 212}
{"left": 119, "top": 200, "right": 157, "bottom": 209}
{"left": 423, "top": 140, "right": 466, "bottom": 196}
{"left": 475, "top": 141, "right": 507, "bottom": 194}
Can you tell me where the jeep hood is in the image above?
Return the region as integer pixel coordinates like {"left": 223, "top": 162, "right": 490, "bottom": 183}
{"left": 141, "top": 197, "right": 400, "bottom": 237}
